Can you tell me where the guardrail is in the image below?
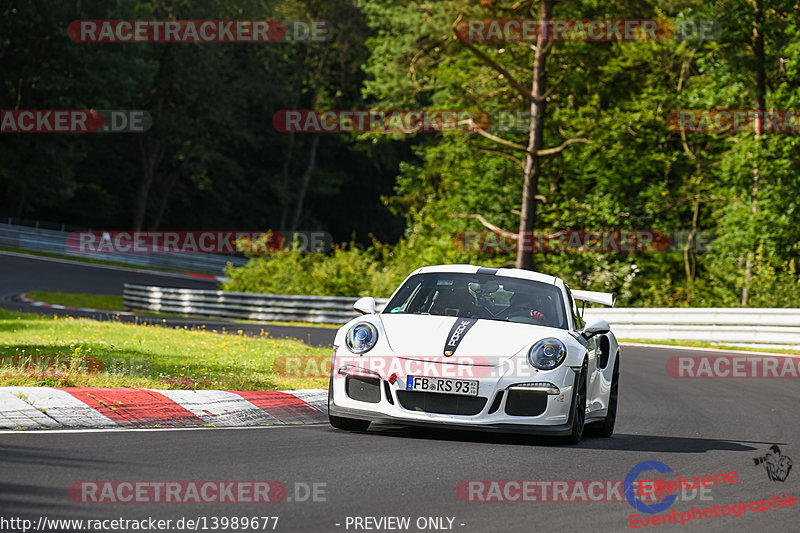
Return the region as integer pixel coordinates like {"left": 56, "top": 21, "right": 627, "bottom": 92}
{"left": 123, "top": 284, "right": 800, "bottom": 346}
{"left": 123, "top": 284, "right": 389, "bottom": 324}
{"left": 584, "top": 308, "right": 800, "bottom": 346}
{"left": 0, "top": 222, "right": 246, "bottom": 275}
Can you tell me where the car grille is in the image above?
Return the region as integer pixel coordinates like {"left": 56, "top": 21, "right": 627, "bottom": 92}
{"left": 396, "top": 391, "right": 487, "bottom": 415}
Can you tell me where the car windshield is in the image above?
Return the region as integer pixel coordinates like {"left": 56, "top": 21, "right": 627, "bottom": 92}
{"left": 383, "top": 272, "right": 568, "bottom": 329}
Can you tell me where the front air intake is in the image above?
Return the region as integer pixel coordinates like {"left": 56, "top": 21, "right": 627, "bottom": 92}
{"left": 345, "top": 376, "right": 381, "bottom": 403}
{"left": 396, "top": 391, "right": 487, "bottom": 415}
{"left": 504, "top": 389, "right": 548, "bottom": 417}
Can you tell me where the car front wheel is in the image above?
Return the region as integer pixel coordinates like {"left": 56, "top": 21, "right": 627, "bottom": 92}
{"left": 564, "top": 359, "right": 587, "bottom": 445}
{"left": 590, "top": 353, "right": 619, "bottom": 438}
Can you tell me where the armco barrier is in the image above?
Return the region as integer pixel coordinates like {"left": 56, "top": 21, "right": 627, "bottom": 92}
{"left": 583, "top": 308, "right": 800, "bottom": 346}
{"left": 0, "top": 222, "right": 246, "bottom": 275}
{"left": 123, "top": 284, "right": 800, "bottom": 346}
{"left": 123, "top": 284, "right": 389, "bottom": 324}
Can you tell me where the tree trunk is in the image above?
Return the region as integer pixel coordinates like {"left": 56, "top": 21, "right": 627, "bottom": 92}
{"left": 14, "top": 138, "right": 33, "bottom": 218}
{"left": 149, "top": 153, "right": 193, "bottom": 231}
{"left": 149, "top": 169, "right": 180, "bottom": 231}
{"left": 516, "top": 0, "right": 553, "bottom": 270}
{"left": 742, "top": 0, "right": 766, "bottom": 306}
{"left": 684, "top": 192, "right": 701, "bottom": 300}
{"left": 279, "top": 131, "right": 296, "bottom": 229}
{"left": 133, "top": 135, "right": 164, "bottom": 232}
{"left": 290, "top": 133, "right": 321, "bottom": 231}
{"left": 15, "top": 185, "right": 26, "bottom": 219}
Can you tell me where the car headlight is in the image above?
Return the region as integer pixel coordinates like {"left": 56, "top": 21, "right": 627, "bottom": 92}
{"left": 528, "top": 338, "right": 567, "bottom": 370}
{"left": 345, "top": 322, "right": 378, "bottom": 354}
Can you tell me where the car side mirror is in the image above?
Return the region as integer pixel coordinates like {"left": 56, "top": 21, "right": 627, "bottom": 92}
{"left": 353, "top": 296, "right": 376, "bottom": 315}
{"left": 581, "top": 319, "right": 610, "bottom": 339}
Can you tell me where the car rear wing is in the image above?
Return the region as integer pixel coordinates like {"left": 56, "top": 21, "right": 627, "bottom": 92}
{"left": 572, "top": 289, "right": 616, "bottom": 307}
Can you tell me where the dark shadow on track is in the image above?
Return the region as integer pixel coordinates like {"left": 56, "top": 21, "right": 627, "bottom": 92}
{"left": 0, "top": 445, "right": 124, "bottom": 468}
{"left": 0, "top": 482, "right": 75, "bottom": 515}
{"left": 344, "top": 423, "right": 767, "bottom": 453}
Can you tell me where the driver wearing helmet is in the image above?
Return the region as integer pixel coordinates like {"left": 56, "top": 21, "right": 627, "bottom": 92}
{"left": 505, "top": 291, "right": 548, "bottom": 325}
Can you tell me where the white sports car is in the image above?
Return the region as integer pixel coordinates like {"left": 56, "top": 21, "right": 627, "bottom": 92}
{"left": 328, "top": 265, "right": 620, "bottom": 443}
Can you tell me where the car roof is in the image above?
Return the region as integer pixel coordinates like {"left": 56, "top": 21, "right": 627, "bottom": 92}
{"left": 412, "top": 264, "right": 561, "bottom": 286}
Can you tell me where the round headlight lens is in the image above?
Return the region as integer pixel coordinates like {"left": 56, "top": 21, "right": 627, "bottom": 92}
{"left": 528, "top": 338, "right": 567, "bottom": 370}
{"left": 345, "top": 322, "right": 378, "bottom": 354}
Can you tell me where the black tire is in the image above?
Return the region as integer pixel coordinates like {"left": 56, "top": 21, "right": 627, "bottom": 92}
{"left": 564, "top": 359, "right": 588, "bottom": 445}
{"left": 329, "top": 414, "right": 371, "bottom": 431}
{"left": 589, "top": 352, "right": 619, "bottom": 438}
{"left": 327, "top": 376, "right": 371, "bottom": 431}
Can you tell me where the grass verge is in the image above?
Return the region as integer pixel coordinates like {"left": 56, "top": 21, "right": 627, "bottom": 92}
{"left": 26, "top": 291, "right": 123, "bottom": 311}
{"left": 0, "top": 310, "right": 330, "bottom": 390}
{"left": 619, "top": 338, "right": 800, "bottom": 356}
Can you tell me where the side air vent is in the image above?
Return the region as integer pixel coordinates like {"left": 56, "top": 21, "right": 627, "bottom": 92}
{"left": 383, "top": 381, "right": 395, "bottom": 404}
{"left": 487, "top": 391, "right": 504, "bottom": 414}
{"left": 598, "top": 335, "right": 611, "bottom": 369}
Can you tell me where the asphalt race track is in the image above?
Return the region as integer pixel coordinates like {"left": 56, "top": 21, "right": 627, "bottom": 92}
{"left": 0, "top": 252, "right": 336, "bottom": 347}
{"left": 0, "top": 251, "right": 219, "bottom": 295}
{"left": 1, "top": 253, "right": 798, "bottom": 532}
{"left": 1, "top": 345, "right": 797, "bottom": 532}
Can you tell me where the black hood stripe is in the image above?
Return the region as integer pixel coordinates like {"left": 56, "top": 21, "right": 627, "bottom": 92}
{"left": 443, "top": 318, "right": 478, "bottom": 356}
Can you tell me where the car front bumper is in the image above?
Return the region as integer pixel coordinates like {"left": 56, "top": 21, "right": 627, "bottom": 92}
{"left": 328, "top": 351, "right": 582, "bottom": 436}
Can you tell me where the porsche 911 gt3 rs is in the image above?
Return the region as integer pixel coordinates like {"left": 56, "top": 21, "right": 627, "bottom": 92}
{"left": 328, "top": 265, "right": 620, "bottom": 444}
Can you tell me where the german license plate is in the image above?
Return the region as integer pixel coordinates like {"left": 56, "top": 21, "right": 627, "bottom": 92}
{"left": 406, "top": 376, "right": 479, "bottom": 396}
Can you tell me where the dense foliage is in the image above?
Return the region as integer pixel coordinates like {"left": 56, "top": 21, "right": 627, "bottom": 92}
{"left": 1, "top": 0, "right": 405, "bottom": 242}
{"left": 3, "top": 0, "right": 799, "bottom": 305}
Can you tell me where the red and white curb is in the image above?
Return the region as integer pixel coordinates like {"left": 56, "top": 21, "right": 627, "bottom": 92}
{"left": 187, "top": 272, "right": 228, "bottom": 283}
{"left": 0, "top": 387, "right": 327, "bottom": 430}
